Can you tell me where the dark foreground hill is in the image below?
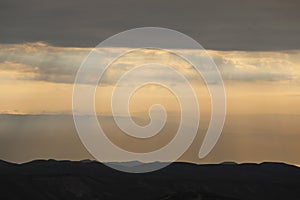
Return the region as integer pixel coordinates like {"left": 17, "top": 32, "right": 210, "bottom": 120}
{"left": 1, "top": 160, "right": 300, "bottom": 200}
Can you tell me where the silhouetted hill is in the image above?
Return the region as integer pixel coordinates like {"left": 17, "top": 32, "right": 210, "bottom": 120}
{"left": 1, "top": 160, "right": 300, "bottom": 200}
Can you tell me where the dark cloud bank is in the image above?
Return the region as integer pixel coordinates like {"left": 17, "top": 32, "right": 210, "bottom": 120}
{"left": 1, "top": 0, "right": 300, "bottom": 50}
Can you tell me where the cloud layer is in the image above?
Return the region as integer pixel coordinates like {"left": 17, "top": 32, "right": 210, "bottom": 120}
{"left": 0, "top": 43, "right": 299, "bottom": 84}
{"left": 0, "top": 0, "right": 300, "bottom": 50}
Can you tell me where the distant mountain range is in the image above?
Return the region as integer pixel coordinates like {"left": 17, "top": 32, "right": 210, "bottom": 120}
{"left": 1, "top": 160, "right": 300, "bottom": 200}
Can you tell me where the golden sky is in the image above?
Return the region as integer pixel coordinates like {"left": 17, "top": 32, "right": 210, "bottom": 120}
{"left": 1, "top": 42, "right": 300, "bottom": 115}
{"left": 0, "top": 42, "right": 300, "bottom": 164}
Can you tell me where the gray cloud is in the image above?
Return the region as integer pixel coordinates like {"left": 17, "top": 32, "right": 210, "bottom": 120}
{"left": 0, "top": 0, "right": 300, "bottom": 50}
{"left": 0, "top": 43, "right": 299, "bottom": 84}
{"left": 0, "top": 43, "right": 89, "bottom": 83}
{"left": 211, "top": 51, "right": 296, "bottom": 82}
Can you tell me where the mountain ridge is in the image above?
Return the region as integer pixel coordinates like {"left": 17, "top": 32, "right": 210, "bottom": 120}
{"left": 1, "top": 160, "right": 300, "bottom": 199}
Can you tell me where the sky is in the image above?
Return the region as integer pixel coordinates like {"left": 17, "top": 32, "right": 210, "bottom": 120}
{"left": 0, "top": 0, "right": 300, "bottom": 165}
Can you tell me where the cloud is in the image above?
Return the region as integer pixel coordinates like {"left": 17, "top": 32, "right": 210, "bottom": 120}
{"left": 210, "top": 51, "right": 296, "bottom": 82}
{"left": 0, "top": 0, "right": 300, "bottom": 50}
{"left": 0, "top": 43, "right": 299, "bottom": 85}
{"left": 0, "top": 42, "right": 89, "bottom": 83}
